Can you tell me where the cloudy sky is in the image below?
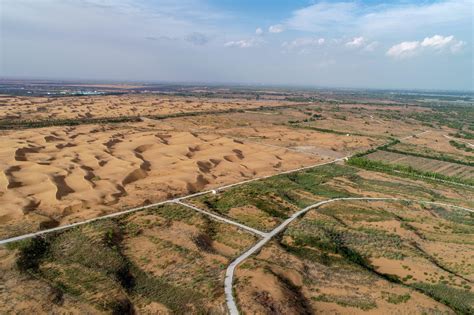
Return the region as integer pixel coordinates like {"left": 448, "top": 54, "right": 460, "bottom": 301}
{"left": 1, "top": 0, "right": 472, "bottom": 90}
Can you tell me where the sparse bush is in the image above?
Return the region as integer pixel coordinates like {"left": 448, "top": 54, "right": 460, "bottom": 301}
{"left": 383, "top": 292, "right": 411, "bottom": 304}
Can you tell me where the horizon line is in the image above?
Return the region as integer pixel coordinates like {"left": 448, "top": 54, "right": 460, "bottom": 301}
{"left": 1, "top": 76, "right": 473, "bottom": 94}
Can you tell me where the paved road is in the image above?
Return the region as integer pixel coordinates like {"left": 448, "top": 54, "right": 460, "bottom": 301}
{"left": 0, "top": 199, "right": 172, "bottom": 246}
{"left": 224, "top": 197, "right": 474, "bottom": 315}
{"left": 175, "top": 201, "right": 268, "bottom": 237}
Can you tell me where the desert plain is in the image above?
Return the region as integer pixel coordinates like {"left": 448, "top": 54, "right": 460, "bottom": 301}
{"left": 0, "top": 83, "right": 473, "bottom": 314}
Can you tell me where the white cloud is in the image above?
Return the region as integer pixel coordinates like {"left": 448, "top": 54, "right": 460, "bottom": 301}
{"left": 283, "top": 37, "right": 326, "bottom": 50}
{"left": 268, "top": 24, "right": 284, "bottom": 33}
{"left": 364, "top": 41, "right": 379, "bottom": 52}
{"left": 450, "top": 40, "right": 466, "bottom": 53}
{"left": 421, "top": 35, "right": 454, "bottom": 49}
{"left": 386, "top": 41, "right": 420, "bottom": 58}
{"left": 345, "top": 37, "right": 378, "bottom": 52}
{"left": 255, "top": 27, "right": 263, "bottom": 36}
{"left": 224, "top": 39, "right": 261, "bottom": 48}
{"left": 387, "top": 34, "right": 465, "bottom": 58}
{"left": 2, "top": 0, "right": 227, "bottom": 43}
{"left": 285, "top": 0, "right": 472, "bottom": 37}
{"left": 286, "top": 2, "right": 356, "bottom": 33}
{"left": 282, "top": 37, "right": 326, "bottom": 54}
{"left": 359, "top": 0, "right": 472, "bottom": 36}
{"left": 346, "top": 37, "right": 365, "bottom": 48}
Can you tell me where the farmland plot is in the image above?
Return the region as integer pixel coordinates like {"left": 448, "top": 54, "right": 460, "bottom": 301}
{"left": 366, "top": 151, "right": 474, "bottom": 180}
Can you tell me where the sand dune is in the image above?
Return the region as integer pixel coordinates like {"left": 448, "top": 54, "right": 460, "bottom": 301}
{"left": 0, "top": 94, "right": 290, "bottom": 122}
{"left": 0, "top": 122, "right": 323, "bottom": 238}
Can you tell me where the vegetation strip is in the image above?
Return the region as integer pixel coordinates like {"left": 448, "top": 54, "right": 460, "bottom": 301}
{"left": 451, "top": 130, "right": 474, "bottom": 140}
{"left": 449, "top": 140, "right": 474, "bottom": 153}
{"left": 444, "top": 134, "right": 474, "bottom": 148}
{"left": 348, "top": 156, "right": 474, "bottom": 187}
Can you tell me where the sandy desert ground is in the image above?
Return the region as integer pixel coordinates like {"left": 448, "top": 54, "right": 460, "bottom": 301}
{"left": 0, "top": 97, "right": 470, "bottom": 239}
{"left": 0, "top": 94, "right": 293, "bottom": 121}
{"left": 0, "top": 99, "right": 404, "bottom": 239}
{"left": 0, "top": 121, "right": 328, "bottom": 239}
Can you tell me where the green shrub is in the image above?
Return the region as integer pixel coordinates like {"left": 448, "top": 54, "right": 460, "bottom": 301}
{"left": 383, "top": 292, "right": 411, "bottom": 304}
{"left": 15, "top": 237, "right": 50, "bottom": 272}
{"left": 449, "top": 140, "right": 474, "bottom": 153}
{"left": 412, "top": 283, "right": 474, "bottom": 314}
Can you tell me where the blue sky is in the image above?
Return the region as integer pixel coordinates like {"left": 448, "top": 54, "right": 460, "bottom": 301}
{"left": 1, "top": 0, "right": 472, "bottom": 90}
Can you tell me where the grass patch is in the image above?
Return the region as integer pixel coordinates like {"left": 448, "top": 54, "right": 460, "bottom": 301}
{"left": 450, "top": 140, "right": 474, "bottom": 153}
{"left": 382, "top": 292, "right": 411, "bottom": 304}
{"left": 412, "top": 283, "right": 474, "bottom": 314}
{"left": 427, "top": 205, "right": 474, "bottom": 226}
{"left": 131, "top": 265, "right": 205, "bottom": 313}
{"left": 196, "top": 164, "right": 356, "bottom": 221}
{"left": 312, "top": 293, "right": 377, "bottom": 310}
{"left": 288, "top": 220, "right": 371, "bottom": 268}
{"left": 191, "top": 164, "right": 358, "bottom": 231}
{"left": 452, "top": 131, "right": 474, "bottom": 140}
{"left": 8, "top": 215, "right": 210, "bottom": 313}
{"left": 146, "top": 203, "right": 196, "bottom": 223}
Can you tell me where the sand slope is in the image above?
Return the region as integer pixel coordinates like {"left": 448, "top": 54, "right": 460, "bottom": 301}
{"left": 0, "top": 123, "right": 323, "bottom": 238}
